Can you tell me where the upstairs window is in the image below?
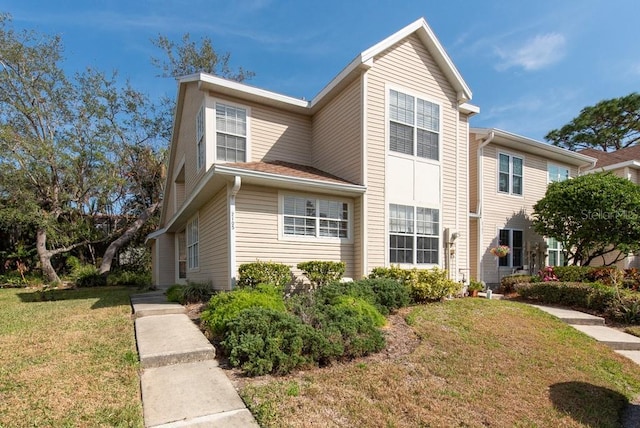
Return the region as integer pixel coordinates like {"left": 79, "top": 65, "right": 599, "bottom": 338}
{"left": 548, "top": 164, "right": 569, "bottom": 183}
{"left": 498, "top": 153, "right": 523, "bottom": 195}
{"left": 216, "top": 102, "right": 247, "bottom": 162}
{"left": 389, "top": 89, "right": 440, "bottom": 161}
{"left": 196, "top": 105, "right": 205, "bottom": 170}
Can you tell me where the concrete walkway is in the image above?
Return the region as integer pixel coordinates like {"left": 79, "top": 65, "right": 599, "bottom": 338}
{"left": 130, "top": 291, "right": 259, "bottom": 428}
{"left": 530, "top": 304, "right": 640, "bottom": 365}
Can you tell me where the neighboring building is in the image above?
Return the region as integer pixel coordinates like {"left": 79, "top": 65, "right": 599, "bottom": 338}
{"left": 148, "top": 18, "right": 479, "bottom": 289}
{"left": 469, "top": 128, "right": 596, "bottom": 284}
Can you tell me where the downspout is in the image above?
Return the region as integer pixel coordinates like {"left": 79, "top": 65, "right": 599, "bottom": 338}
{"left": 475, "top": 131, "right": 495, "bottom": 282}
{"left": 228, "top": 176, "right": 241, "bottom": 289}
{"left": 454, "top": 108, "right": 460, "bottom": 282}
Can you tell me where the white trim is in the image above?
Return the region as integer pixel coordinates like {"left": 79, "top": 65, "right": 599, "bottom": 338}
{"left": 496, "top": 228, "right": 524, "bottom": 269}
{"left": 186, "top": 214, "right": 200, "bottom": 272}
{"left": 584, "top": 160, "right": 640, "bottom": 173}
{"left": 547, "top": 162, "right": 570, "bottom": 184}
{"left": 387, "top": 203, "right": 441, "bottom": 268}
{"left": 172, "top": 156, "right": 186, "bottom": 216}
{"left": 497, "top": 151, "right": 524, "bottom": 198}
{"left": 277, "top": 192, "right": 354, "bottom": 244}
{"left": 228, "top": 176, "right": 241, "bottom": 289}
{"left": 361, "top": 68, "right": 369, "bottom": 276}
{"left": 196, "top": 103, "right": 205, "bottom": 172}
{"left": 212, "top": 98, "right": 251, "bottom": 164}
{"left": 174, "top": 231, "right": 187, "bottom": 284}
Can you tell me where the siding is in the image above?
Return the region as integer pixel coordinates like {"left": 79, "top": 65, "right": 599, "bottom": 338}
{"left": 154, "top": 233, "right": 176, "bottom": 287}
{"left": 312, "top": 78, "right": 362, "bottom": 184}
{"left": 178, "top": 83, "right": 206, "bottom": 197}
{"left": 365, "top": 33, "right": 466, "bottom": 275}
{"left": 235, "top": 185, "right": 355, "bottom": 279}
{"left": 188, "top": 188, "right": 229, "bottom": 289}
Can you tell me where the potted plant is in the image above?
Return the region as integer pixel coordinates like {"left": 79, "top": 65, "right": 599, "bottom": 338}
{"left": 467, "top": 278, "right": 484, "bottom": 297}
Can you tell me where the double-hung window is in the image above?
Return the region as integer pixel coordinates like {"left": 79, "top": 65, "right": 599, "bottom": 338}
{"left": 389, "top": 204, "right": 439, "bottom": 265}
{"left": 389, "top": 89, "right": 440, "bottom": 161}
{"left": 187, "top": 216, "right": 199, "bottom": 270}
{"left": 196, "top": 106, "right": 205, "bottom": 170}
{"left": 498, "top": 153, "right": 523, "bottom": 195}
{"left": 216, "top": 102, "right": 247, "bottom": 162}
{"left": 283, "top": 195, "right": 349, "bottom": 239}
{"left": 547, "top": 237, "right": 565, "bottom": 266}
{"left": 548, "top": 164, "right": 569, "bottom": 183}
{"left": 498, "top": 229, "right": 523, "bottom": 268}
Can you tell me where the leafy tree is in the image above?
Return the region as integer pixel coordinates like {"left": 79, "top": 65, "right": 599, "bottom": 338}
{"left": 532, "top": 172, "right": 640, "bottom": 266}
{"left": 545, "top": 93, "right": 640, "bottom": 151}
{"left": 151, "top": 33, "right": 255, "bottom": 81}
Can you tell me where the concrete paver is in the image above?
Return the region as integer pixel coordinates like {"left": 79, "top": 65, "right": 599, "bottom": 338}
{"left": 131, "top": 291, "right": 186, "bottom": 318}
{"left": 530, "top": 304, "right": 604, "bottom": 325}
{"left": 616, "top": 350, "right": 640, "bottom": 365}
{"left": 571, "top": 325, "right": 640, "bottom": 350}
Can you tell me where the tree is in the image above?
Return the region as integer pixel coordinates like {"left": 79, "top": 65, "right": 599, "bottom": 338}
{"left": 151, "top": 33, "right": 255, "bottom": 81}
{"left": 545, "top": 93, "right": 640, "bottom": 151}
{"left": 532, "top": 172, "right": 640, "bottom": 266}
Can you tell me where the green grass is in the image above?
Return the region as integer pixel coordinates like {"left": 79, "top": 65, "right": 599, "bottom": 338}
{"left": 239, "top": 298, "right": 640, "bottom": 427}
{"left": 0, "top": 286, "right": 143, "bottom": 427}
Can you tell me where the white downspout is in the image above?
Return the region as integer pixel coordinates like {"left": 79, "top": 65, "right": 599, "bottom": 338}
{"left": 228, "top": 176, "right": 241, "bottom": 289}
{"left": 476, "top": 131, "right": 495, "bottom": 282}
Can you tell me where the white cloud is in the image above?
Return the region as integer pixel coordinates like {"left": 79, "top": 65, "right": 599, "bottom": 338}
{"left": 495, "top": 33, "right": 566, "bottom": 71}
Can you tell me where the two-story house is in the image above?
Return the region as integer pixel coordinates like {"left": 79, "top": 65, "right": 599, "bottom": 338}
{"left": 469, "top": 128, "right": 596, "bottom": 284}
{"left": 148, "top": 18, "right": 479, "bottom": 289}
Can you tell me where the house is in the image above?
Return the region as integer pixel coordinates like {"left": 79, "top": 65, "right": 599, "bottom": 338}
{"left": 469, "top": 128, "right": 596, "bottom": 284}
{"left": 147, "top": 17, "right": 479, "bottom": 289}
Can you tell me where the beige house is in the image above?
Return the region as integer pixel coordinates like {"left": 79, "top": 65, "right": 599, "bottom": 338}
{"left": 469, "top": 128, "right": 596, "bottom": 284}
{"left": 148, "top": 18, "right": 479, "bottom": 289}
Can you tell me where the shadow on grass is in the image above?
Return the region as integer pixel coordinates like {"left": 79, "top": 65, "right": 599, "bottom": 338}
{"left": 15, "top": 286, "right": 149, "bottom": 309}
{"left": 550, "top": 381, "right": 633, "bottom": 427}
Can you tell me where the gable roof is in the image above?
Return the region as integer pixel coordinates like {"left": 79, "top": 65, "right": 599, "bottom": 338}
{"left": 579, "top": 146, "right": 640, "bottom": 170}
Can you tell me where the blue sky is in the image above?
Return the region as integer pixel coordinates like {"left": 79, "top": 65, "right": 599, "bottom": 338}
{"left": 4, "top": 0, "right": 639, "bottom": 141}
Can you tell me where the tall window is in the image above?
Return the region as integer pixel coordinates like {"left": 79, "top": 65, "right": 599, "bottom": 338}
{"left": 283, "top": 195, "right": 349, "bottom": 239}
{"left": 196, "top": 105, "right": 205, "bottom": 170}
{"left": 216, "top": 102, "right": 247, "bottom": 162}
{"left": 389, "top": 204, "right": 439, "bottom": 265}
{"left": 548, "top": 164, "right": 569, "bottom": 183}
{"left": 187, "top": 216, "right": 199, "bottom": 270}
{"left": 498, "top": 153, "right": 523, "bottom": 195}
{"left": 547, "top": 237, "right": 565, "bottom": 266}
{"left": 389, "top": 89, "right": 440, "bottom": 161}
{"left": 177, "top": 231, "right": 187, "bottom": 279}
{"left": 498, "top": 229, "right": 523, "bottom": 268}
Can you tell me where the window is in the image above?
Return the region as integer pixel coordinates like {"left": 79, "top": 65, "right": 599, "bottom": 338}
{"left": 498, "top": 153, "right": 523, "bottom": 195}
{"left": 498, "top": 229, "right": 523, "bottom": 268}
{"left": 187, "top": 216, "right": 199, "bottom": 270}
{"left": 389, "top": 89, "right": 440, "bottom": 160}
{"left": 389, "top": 204, "right": 439, "bottom": 265}
{"left": 548, "top": 164, "right": 569, "bottom": 183}
{"left": 196, "top": 105, "right": 205, "bottom": 170}
{"left": 177, "top": 232, "right": 186, "bottom": 279}
{"left": 216, "top": 102, "right": 247, "bottom": 162}
{"left": 283, "top": 195, "right": 349, "bottom": 239}
{"left": 547, "top": 237, "right": 565, "bottom": 266}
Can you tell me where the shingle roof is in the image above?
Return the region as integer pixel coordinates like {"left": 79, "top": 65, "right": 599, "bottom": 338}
{"left": 222, "top": 160, "right": 356, "bottom": 185}
{"left": 579, "top": 146, "right": 640, "bottom": 168}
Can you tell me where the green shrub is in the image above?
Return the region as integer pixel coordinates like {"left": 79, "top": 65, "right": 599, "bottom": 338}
{"left": 408, "top": 268, "right": 461, "bottom": 302}
{"left": 182, "top": 281, "right": 214, "bottom": 303}
{"left": 358, "top": 277, "right": 411, "bottom": 313}
{"left": 297, "top": 261, "right": 346, "bottom": 288}
{"left": 500, "top": 275, "right": 535, "bottom": 293}
{"left": 201, "top": 284, "right": 286, "bottom": 337}
{"left": 106, "top": 270, "right": 152, "bottom": 287}
{"left": 552, "top": 266, "right": 593, "bottom": 282}
{"left": 165, "top": 285, "right": 185, "bottom": 303}
{"left": 237, "top": 261, "right": 292, "bottom": 289}
{"left": 368, "top": 265, "right": 412, "bottom": 282}
{"left": 334, "top": 295, "right": 386, "bottom": 327}
{"left": 222, "top": 307, "right": 329, "bottom": 376}
{"left": 74, "top": 265, "right": 106, "bottom": 287}
{"left": 515, "top": 281, "right": 617, "bottom": 312}
{"left": 587, "top": 266, "right": 622, "bottom": 285}
{"left": 606, "top": 291, "right": 640, "bottom": 324}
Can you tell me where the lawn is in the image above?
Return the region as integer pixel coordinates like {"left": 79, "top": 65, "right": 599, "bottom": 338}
{"left": 237, "top": 298, "right": 640, "bottom": 427}
{"left": 0, "top": 286, "right": 143, "bottom": 427}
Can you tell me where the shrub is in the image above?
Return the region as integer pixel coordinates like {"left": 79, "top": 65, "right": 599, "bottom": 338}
{"left": 553, "top": 266, "right": 593, "bottom": 282}
{"left": 165, "top": 285, "right": 185, "bottom": 303}
{"left": 297, "top": 261, "right": 346, "bottom": 288}
{"left": 359, "top": 277, "right": 411, "bottom": 314}
{"left": 500, "top": 275, "right": 535, "bottom": 293}
{"left": 608, "top": 292, "right": 640, "bottom": 324}
{"left": 201, "top": 284, "right": 286, "bottom": 337}
{"left": 237, "top": 261, "right": 292, "bottom": 289}
{"left": 408, "top": 268, "right": 461, "bottom": 302}
{"left": 515, "top": 281, "right": 617, "bottom": 313}
{"left": 106, "top": 270, "right": 152, "bottom": 288}
{"left": 588, "top": 266, "right": 622, "bottom": 285}
{"left": 334, "top": 295, "right": 386, "bottom": 327}
{"left": 73, "top": 265, "right": 106, "bottom": 287}
{"left": 368, "top": 265, "right": 412, "bottom": 282}
{"left": 182, "top": 281, "right": 214, "bottom": 303}
{"left": 222, "top": 307, "right": 329, "bottom": 376}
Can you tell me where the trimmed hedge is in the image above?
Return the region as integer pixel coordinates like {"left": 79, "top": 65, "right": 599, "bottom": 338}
{"left": 500, "top": 275, "right": 536, "bottom": 294}
{"left": 237, "top": 261, "right": 292, "bottom": 289}
{"left": 515, "top": 281, "right": 616, "bottom": 312}
{"left": 368, "top": 266, "right": 460, "bottom": 302}
{"left": 297, "top": 261, "right": 346, "bottom": 287}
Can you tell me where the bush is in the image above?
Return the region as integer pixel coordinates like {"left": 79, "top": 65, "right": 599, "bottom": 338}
{"left": 165, "top": 285, "right": 185, "bottom": 303}
{"left": 408, "top": 268, "right": 461, "bottom": 302}
{"left": 608, "top": 292, "right": 640, "bottom": 324}
{"left": 515, "top": 281, "right": 617, "bottom": 312}
{"left": 500, "top": 275, "right": 535, "bottom": 293}
{"left": 222, "top": 307, "right": 329, "bottom": 376}
{"left": 587, "top": 266, "right": 622, "bottom": 285}
{"left": 359, "top": 277, "right": 411, "bottom": 314}
{"left": 368, "top": 265, "right": 412, "bottom": 282}
{"left": 297, "top": 261, "right": 346, "bottom": 288}
{"left": 106, "top": 270, "right": 152, "bottom": 288}
{"left": 201, "top": 284, "right": 286, "bottom": 337}
{"left": 237, "top": 261, "right": 292, "bottom": 289}
{"left": 552, "top": 266, "right": 593, "bottom": 282}
{"left": 73, "top": 265, "right": 106, "bottom": 287}
{"left": 182, "top": 281, "right": 214, "bottom": 303}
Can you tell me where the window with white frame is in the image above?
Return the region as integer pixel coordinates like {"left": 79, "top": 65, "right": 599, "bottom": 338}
{"left": 283, "top": 195, "right": 349, "bottom": 239}
{"left": 548, "top": 164, "right": 569, "bottom": 183}
{"left": 389, "top": 204, "right": 439, "bottom": 265}
{"left": 196, "top": 105, "right": 205, "bottom": 170}
{"left": 498, "top": 229, "right": 523, "bottom": 268}
{"left": 216, "top": 102, "right": 247, "bottom": 162}
{"left": 547, "top": 237, "right": 565, "bottom": 266}
{"left": 389, "top": 89, "right": 440, "bottom": 161}
{"left": 177, "top": 231, "right": 187, "bottom": 279}
{"left": 187, "top": 216, "right": 199, "bottom": 270}
{"left": 498, "top": 153, "right": 523, "bottom": 195}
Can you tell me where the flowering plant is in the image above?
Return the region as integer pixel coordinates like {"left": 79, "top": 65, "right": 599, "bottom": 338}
{"left": 539, "top": 266, "right": 558, "bottom": 282}
{"left": 490, "top": 245, "right": 510, "bottom": 257}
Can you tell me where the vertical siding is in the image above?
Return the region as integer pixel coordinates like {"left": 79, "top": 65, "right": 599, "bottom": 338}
{"left": 235, "top": 185, "right": 355, "bottom": 279}
{"left": 312, "top": 78, "right": 362, "bottom": 184}
{"left": 189, "top": 188, "right": 229, "bottom": 289}
{"left": 365, "top": 33, "right": 465, "bottom": 272}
